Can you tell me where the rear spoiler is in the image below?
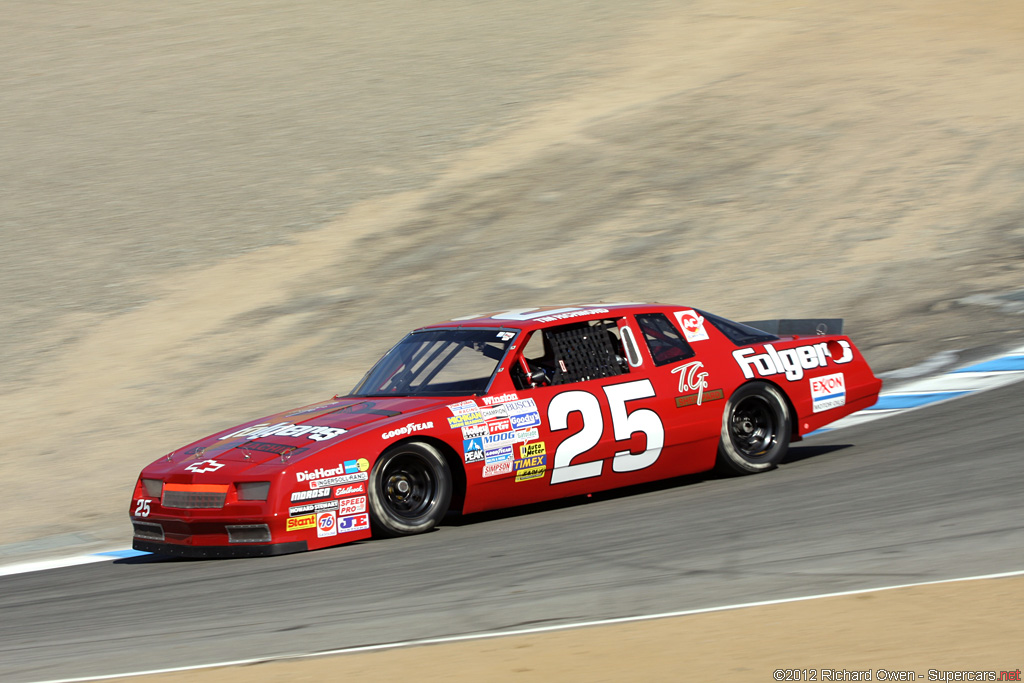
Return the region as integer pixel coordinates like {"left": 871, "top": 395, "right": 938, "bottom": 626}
{"left": 741, "top": 319, "right": 844, "bottom": 336}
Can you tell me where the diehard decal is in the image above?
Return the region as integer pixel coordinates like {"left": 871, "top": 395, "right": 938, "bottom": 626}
{"left": 674, "top": 310, "right": 710, "bottom": 343}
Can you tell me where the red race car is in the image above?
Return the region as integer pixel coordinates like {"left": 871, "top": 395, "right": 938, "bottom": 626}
{"left": 130, "top": 303, "right": 881, "bottom": 557}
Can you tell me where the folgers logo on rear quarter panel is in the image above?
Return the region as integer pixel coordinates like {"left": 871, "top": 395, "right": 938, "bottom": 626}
{"left": 733, "top": 340, "right": 853, "bottom": 381}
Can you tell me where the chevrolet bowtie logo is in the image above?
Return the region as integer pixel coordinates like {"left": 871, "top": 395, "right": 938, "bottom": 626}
{"left": 185, "top": 459, "right": 225, "bottom": 474}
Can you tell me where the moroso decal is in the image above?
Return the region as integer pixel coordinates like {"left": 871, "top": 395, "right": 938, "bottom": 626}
{"left": 811, "top": 372, "right": 846, "bottom": 413}
{"left": 290, "top": 488, "right": 332, "bottom": 503}
{"left": 733, "top": 341, "right": 853, "bottom": 382}
{"left": 519, "top": 441, "right": 546, "bottom": 458}
{"left": 221, "top": 422, "right": 346, "bottom": 442}
{"left": 286, "top": 515, "right": 315, "bottom": 532}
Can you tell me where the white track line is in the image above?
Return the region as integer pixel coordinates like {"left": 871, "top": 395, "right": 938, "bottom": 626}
{"left": 29, "top": 568, "right": 1024, "bottom": 683}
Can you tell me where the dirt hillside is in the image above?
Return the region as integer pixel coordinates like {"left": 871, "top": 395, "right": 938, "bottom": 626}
{"left": 1, "top": 0, "right": 1023, "bottom": 548}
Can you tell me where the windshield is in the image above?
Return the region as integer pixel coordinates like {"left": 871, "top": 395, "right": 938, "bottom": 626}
{"left": 351, "top": 328, "right": 517, "bottom": 397}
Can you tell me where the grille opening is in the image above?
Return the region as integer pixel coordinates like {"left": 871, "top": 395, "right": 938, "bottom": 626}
{"left": 162, "top": 486, "right": 228, "bottom": 509}
{"left": 226, "top": 525, "right": 271, "bottom": 544}
{"left": 133, "top": 521, "right": 165, "bottom": 541}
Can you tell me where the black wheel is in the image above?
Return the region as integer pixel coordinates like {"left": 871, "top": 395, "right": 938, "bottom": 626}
{"left": 716, "top": 381, "right": 791, "bottom": 475}
{"left": 368, "top": 441, "right": 452, "bottom": 537}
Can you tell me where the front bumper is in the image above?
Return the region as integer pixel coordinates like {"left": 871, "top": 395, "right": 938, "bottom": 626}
{"left": 133, "top": 538, "right": 307, "bottom": 558}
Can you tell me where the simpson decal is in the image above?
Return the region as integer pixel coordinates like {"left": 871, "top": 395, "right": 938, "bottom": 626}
{"left": 482, "top": 458, "right": 513, "bottom": 478}
{"left": 810, "top": 372, "right": 846, "bottom": 412}
{"left": 674, "top": 310, "right": 709, "bottom": 343}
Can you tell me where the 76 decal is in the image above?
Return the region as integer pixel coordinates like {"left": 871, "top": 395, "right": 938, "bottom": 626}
{"left": 548, "top": 379, "right": 664, "bottom": 485}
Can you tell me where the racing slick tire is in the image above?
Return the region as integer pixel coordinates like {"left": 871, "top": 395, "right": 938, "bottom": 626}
{"left": 716, "top": 381, "right": 791, "bottom": 475}
{"left": 369, "top": 440, "right": 452, "bottom": 537}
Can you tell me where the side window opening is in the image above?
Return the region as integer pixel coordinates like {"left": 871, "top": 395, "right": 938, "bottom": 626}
{"left": 635, "top": 313, "right": 695, "bottom": 366}
{"left": 510, "top": 319, "right": 629, "bottom": 388}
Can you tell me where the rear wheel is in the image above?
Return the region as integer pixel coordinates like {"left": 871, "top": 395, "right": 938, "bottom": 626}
{"left": 716, "top": 382, "right": 791, "bottom": 475}
{"left": 368, "top": 441, "right": 452, "bottom": 536}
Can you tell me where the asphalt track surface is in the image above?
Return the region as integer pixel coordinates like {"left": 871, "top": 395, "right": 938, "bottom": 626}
{"left": 3, "top": 382, "right": 1022, "bottom": 682}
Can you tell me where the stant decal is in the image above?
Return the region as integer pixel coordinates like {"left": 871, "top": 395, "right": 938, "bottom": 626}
{"left": 810, "top": 372, "right": 847, "bottom": 413}
{"left": 286, "top": 514, "right": 316, "bottom": 532}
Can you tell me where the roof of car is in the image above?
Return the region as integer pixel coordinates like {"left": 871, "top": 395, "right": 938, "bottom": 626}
{"left": 420, "top": 302, "right": 682, "bottom": 330}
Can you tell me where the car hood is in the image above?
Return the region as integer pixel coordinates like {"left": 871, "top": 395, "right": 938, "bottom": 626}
{"left": 150, "top": 396, "right": 450, "bottom": 478}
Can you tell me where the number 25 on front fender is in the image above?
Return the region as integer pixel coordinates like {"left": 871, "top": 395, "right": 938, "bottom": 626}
{"left": 548, "top": 379, "right": 665, "bottom": 485}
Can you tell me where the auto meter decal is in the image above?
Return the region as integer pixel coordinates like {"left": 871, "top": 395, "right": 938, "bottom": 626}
{"left": 733, "top": 340, "right": 853, "bottom": 382}
{"left": 674, "top": 309, "right": 709, "bottom": 343}
{"left": 220, "top": 422, "right": 346, "bottom": 442}
{"left": 514, "top": 441, "right": 547, "bottom": 482}
{"left": 810, "top": 372, "right": 846, "bottom": 412}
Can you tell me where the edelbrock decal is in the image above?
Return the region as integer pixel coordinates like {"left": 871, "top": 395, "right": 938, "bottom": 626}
{"left": 221, "top": 422, "right": 346, "bottom": 442}
{"left": 733, "top": 340, "right": 853, "bottom": 382}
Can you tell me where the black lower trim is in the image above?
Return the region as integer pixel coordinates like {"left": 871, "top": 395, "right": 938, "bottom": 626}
{"left": 133, "top": 538, "right": 308, "bottom": 558}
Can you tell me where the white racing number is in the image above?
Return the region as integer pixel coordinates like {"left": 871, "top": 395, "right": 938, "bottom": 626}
{"left": 549, "top": 379, "right": 665, "bottom": 485}
{"left": 134, "top": 499, "right": 151, "bottom": 517}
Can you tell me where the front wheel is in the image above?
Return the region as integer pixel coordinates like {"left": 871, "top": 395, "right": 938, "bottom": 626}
{"left": 368, "top": 441, "right": 452, "bottom": 537}
{"left": 716, "top": 382, "right": 791, "bottom": 475}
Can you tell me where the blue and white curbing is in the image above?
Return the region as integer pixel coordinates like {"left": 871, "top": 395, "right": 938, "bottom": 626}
{"left": 813, "top": 343, "right": 1024, "bottom": 433}
{"left": 3, "top": 344, "right": 1024, "bottom": 578}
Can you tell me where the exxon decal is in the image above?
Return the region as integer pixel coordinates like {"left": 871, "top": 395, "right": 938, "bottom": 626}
{"left": 733, "top": 341, "right": 853, "bottom": 382}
